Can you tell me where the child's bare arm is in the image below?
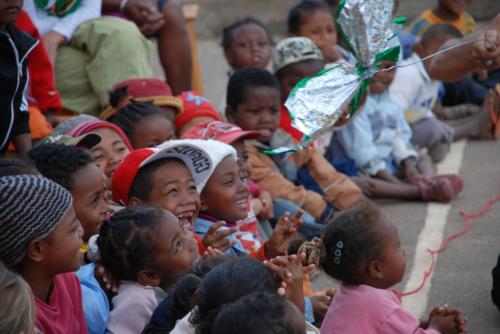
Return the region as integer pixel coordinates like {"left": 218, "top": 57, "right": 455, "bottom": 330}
{"left": 430, "top": 14, "right": 500, "bottom": 81}
{"left": 12, "top": 133, "right": 32, "bottom": 156}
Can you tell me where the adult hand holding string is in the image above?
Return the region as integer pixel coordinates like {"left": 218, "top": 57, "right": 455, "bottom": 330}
{"left": 430, "top": 14, "right": 500, "bottom": 81}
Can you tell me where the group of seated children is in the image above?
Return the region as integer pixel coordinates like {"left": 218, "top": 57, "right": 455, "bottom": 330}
{"left": 1, "top": 0, "right": 498, "bottom": 333}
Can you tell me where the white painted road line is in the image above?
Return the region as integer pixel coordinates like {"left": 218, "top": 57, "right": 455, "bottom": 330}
{"left": 402, "top": 140, "right": 467, "bottom": 317}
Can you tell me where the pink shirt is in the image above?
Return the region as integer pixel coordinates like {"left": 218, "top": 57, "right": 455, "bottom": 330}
{"left": 107, "top": 281, "right": 160, "bottom": 334}
{"left": 35, "top": 273, "right": 88, "bottom": 334}
{"left": 320, "top": 284, "right": 440, "bottom": 334}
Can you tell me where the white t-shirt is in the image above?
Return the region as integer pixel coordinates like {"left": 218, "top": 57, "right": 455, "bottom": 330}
{"left": 23, "top": 0, "right": 101, "bottom": 40}
{"left": 389, "top": 53, "right": 441, "bottom": 124}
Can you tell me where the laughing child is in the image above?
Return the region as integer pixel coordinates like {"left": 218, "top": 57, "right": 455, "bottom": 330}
{"left": 0, "top": 175, "right": 87, "bottom": 333}
{"left": 98, "top": 206, "right": 199, "bottom": 334}
{"left": 111, "top": 139, "right": 236, "bottom": 254}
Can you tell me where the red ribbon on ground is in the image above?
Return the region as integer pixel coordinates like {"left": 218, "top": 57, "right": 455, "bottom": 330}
{"left": 394, "top": 194, "right": 500, "bottom": 300}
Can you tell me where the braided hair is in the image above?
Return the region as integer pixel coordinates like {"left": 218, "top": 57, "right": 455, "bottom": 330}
{"left": 27, "top": 143, "right": 93, "bottom": 190}
{"left": 108, "top": 87, "right": 173, "bottom": 145}
{"left": 97, "top": 206, "right": 164, "bottom": 281}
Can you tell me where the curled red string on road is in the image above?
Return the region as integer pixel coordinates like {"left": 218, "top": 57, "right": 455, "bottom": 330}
{"left": 394, "top": 194, "right": 500, "bottom": 301}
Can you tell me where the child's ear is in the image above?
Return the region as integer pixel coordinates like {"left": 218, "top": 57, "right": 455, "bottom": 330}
{"left": 199, "top": 195, "right": 209, "bottom": 212}
{"left": 137, "top": 270, "right": 161, "bottom": 287}
{"left": 225, "top": 106, "right": 236, "bottom": 122}
{"left": 26, "top": 240, "right": 45, "bottom": 263}
{"left": 191, "top": 288, "right": 200, "bottom": 304}
{"left": 224, "top": 49, "right": 235, "bottom": 66}
{"left": 367, "top": 260, "right": 384, "bottom": 280}
{"left": 128, "top": 197, "right": 144, "bottom": 207}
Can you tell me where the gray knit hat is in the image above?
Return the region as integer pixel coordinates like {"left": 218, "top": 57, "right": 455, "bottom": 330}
{"left": 0, "top": 175, "right": 73, "bottom": 266}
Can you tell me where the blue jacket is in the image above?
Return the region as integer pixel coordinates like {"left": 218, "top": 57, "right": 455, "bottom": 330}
{"left": 336, "top": 92, "right": 417, "bottom": 176}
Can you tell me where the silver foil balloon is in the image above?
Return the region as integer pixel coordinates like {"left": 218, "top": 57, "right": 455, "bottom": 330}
{"left": 283, "top": 0, "right": 400, "bottom": 143}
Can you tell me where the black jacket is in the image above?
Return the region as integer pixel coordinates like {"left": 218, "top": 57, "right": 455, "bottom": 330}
{"left": 0, "top": 23, "right": 38, "bottom": 156}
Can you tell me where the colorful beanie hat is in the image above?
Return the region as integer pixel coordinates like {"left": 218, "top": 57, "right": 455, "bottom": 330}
{"left": 0, "top": 175, "right": 73, "bottom": 266}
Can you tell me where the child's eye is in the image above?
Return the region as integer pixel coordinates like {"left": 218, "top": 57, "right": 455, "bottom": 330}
{"left": 166, "top": 188, "right": 178, "bottom": 195}
{"left": 93, "top": 154, "right": 104, "bottom": 162}
{"left": 175, "top": 239, "right": 182, "bottom": 252}
{"left": 117, "top": 147, "right": 128, "bottom": 154}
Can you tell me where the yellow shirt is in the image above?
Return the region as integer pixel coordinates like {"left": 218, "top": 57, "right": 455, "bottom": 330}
{"left": 407, "top": 9, "right": 476, "bottom": 37}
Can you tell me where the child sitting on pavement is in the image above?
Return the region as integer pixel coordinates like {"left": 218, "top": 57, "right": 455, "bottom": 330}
{"left": 390, "top": 24, "right": 500, "bottom": 162}
{"left": 335, "top": 60, "right": 463, "bottom": 202}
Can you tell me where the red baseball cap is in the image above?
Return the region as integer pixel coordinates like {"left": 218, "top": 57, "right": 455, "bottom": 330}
{"left": 112, "top": 139, "right": 236, "bottom": 205}
{"left": 67, "top": 120, "right": 133, "bottom": 151}
{"left": 100, "top": 78, "right": 183, "bottom": 120}
{"left": 175, "top": 91, "right": 221, "bottom": 129}
{"left": 181, "top": 120, "right": 260, "bottom": 144}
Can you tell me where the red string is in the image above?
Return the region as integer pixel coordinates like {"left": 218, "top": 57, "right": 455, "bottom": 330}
{"left": 393, "top": 194, "right": 500, "bottom": 301}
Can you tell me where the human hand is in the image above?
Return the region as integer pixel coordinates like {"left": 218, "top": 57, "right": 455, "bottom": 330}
{"left": 43, "top": 31, "right": 67, "bottom": 65}
{"left": 123, "top": 0, "right": 165, "bottom": 36}
{"left": 427, "top": 307, "right": 467, "bottom": 334}
{"left": 264, "top": 253, "right": 315, "bottom": 312}
{"left": 94, "top": 264, "right": 119, "bottom": 294}
{"left": 265, "top": 210, "right": 304, "bottom": 259}
{"left": 201, "top": 246, "right": 225, "bottom": 260}
{"left": 251, "top": 198, "right": 263, "bottom": 216}
{"left": 316, "top": 41, "right": 342, "bottom": 63}
{"left": 472, "top": 68, "right": 488, "bottom": 81}
{"left": 201, "top": 221, "right": 236, "bottom": 252}
{"left": 403, "top": 158, "right": 420, "bottom": 184}
{"left": 472, "top": 29, "right": 500, "bottom": 70}
{"left": 257, "top": 191, "right": 274, "bottom": 220}
{"left": 310, "top": 294, "right": 332, "bottom": 326}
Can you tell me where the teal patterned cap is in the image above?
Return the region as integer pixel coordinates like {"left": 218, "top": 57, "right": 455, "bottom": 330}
{"left": 273, "top": 37, "right": 324, "bottom": 73}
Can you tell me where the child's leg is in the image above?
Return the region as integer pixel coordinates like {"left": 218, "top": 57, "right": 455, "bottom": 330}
{"left": 444, "top": 106, "right": 492, "bottom": 140}
{"left": 352, "top": 176, "right": 420, "bottom": 200}
{"left": 352, "top": 176, "right": 454, "bottom": 202}
{"left": 410, "top": 117, "right": 454, "bottom": 163}
{"left": 158, "top": 0, "right": 192, "bottom": 94}
{"left": 416, "top": 152, "right": 435, "bottom": 177}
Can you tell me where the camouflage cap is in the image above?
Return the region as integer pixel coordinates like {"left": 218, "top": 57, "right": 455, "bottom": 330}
{"left": 273, "top": 37, "right": 324, "bottom": 73}
{"left": 41, "top": 133, "right": 101, "bottom": 149}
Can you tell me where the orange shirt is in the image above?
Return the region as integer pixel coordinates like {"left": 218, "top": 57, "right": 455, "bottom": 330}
{"left": 408, "top": 9, "right": 476, "bottom": 37}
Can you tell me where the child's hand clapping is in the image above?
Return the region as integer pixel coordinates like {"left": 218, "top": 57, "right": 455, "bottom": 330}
{"left": 425, "top": 306, "right": 468, "bottom": 334}
{"left": 202, "top": 246, "right": 225, "bottom": 260}
{"left": 94, "top": 264, "right": 119, "bottom": 295}
{"left": 201, "top": 221, "right": 236, "bottom": 252}
{"left": 265, "top": 210, "right": 304, "bottom": 259}
{"left": 264, "top": 253, "right": 315, "bottom": 312}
